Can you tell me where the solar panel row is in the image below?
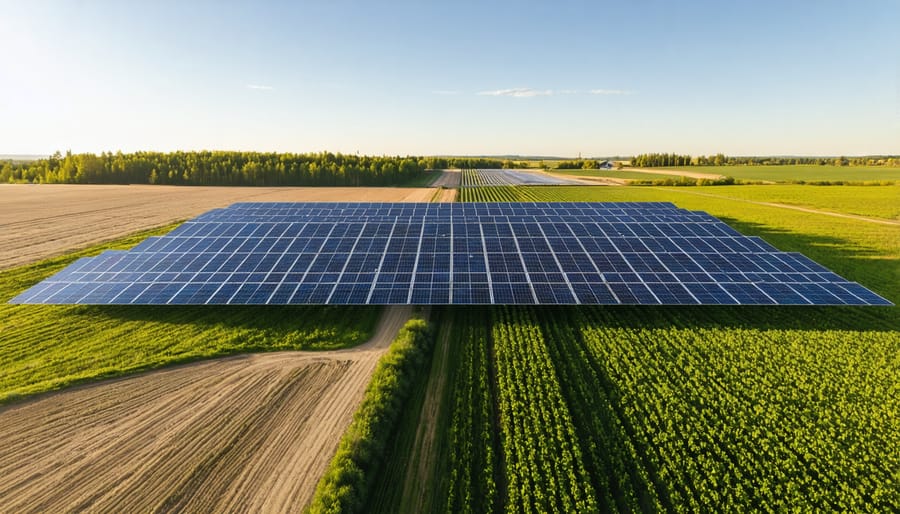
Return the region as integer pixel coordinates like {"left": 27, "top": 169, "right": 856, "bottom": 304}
{"left": 10, "top": 202, "right": 892, "bottom": 306}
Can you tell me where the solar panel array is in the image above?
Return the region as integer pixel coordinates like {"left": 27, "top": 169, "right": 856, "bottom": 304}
{"left": 461, "top": 169, "right": 583, "bottom": 186}
{"left": 11, "top": 202, "right": 892, "bottom": 306}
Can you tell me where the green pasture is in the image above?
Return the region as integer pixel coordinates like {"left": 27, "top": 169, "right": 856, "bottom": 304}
{"left": 664, "top": 164, "right": 900, "bottom": 183}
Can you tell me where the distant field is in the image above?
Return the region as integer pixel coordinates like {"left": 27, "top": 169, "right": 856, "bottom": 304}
{"left": 663, "top": 185, "right": 900, "bottom": 221}
{"left": 0, "top": 184, "right": 438, "bottom": 270}
{"left": 663, "top": 165, "right": 900, "bottom": 182}
{"left": 547, "top": 168, "right": 680, "bottom": 181}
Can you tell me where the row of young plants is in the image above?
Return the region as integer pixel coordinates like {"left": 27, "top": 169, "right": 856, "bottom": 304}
{"left": 491, "top": 306, "right": 598, "bottom": 513}
{"left": 444, "top": 309, "right": 498, "bottom": 513}
{"left": 460, "top": 169, "right": 483, "bottom": 188}
{"left": 458, "top": 185, "right": 540, "bottom": 202}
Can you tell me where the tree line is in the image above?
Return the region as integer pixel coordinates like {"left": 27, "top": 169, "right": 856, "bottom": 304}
{"left": 631, "top": 153, "right": 900, "bottom": 167}
{"left": 0, "top": 151, "right": 507, "bottom": 186}
{"left": 555, "top": 159, "right": 608, "bottom": 169}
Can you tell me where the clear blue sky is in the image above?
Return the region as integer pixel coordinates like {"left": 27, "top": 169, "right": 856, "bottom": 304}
{"left": 2, "top": 0, "right": 898, "bottom": 157}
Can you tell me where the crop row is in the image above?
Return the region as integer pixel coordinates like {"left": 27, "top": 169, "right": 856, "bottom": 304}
{"left": 444, "top": 309, "right": 497, "bottom": 514}
{"left": 491, "top": 306, "right": 598, "bottom": 512}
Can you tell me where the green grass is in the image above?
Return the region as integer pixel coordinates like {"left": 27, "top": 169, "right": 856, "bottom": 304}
{"left": 0, "top": 225, "right": 381, "bottom": 404}
{"left": 399, "top": 170, "right": 442, "bottom": 187}
{"left": 658, "top": 185, "right": 900, "bottom": 220}
{"left": 664, "top": 164, "right": 900, "bottom": 183}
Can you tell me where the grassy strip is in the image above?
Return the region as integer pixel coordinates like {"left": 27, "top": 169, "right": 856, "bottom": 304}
{"left": 0, "top": 225, "right": 381, "bottom": 404}
{"left": 368, "top": 308, "right": 456, "bottom": 514}
{"left": 306, "top": 316, "right": 435, "bottom": 514}
{"left": 399, "top": 170, "right": 442, "bottom": 187}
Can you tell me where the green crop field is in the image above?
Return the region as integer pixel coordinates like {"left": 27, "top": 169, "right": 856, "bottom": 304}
{"left": 0, "top": 226, "right": 381, "bottom": 404}
{"left": 663, "top": 165, "right": 900, "bottom": 183}
{"left": 653, "top": 184, "right": 900, "bottom": 220}
{"left": 372, "top": 184, "right": 899, "bottom": 513}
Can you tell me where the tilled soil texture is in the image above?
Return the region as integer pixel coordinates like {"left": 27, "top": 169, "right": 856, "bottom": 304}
{"left": 0, "top": 305, "right": 413, "bottom": 514}
{"left": 0, "top": 184, "right": 436, "bottom": 270}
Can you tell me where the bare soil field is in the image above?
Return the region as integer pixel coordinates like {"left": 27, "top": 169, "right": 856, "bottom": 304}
{"left": 0, "top": 184, "right": 436, "bottom": 270}
{"left": 0, "top": 305, "right": 413, "bottom": 513}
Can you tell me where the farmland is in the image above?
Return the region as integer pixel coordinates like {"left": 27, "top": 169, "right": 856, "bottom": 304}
{"left": 0, "top": 184, "right": 438, "bottom": 269}
{"left": 1, "top": 177, "right": 898, "bottom": 512}
{"left": 393, "top": 305, "right": 899, "bottom": 512}
{"left": 0, "top": 185, "right": 452, "bottom": 512}
{"left": 371, "top": 181, "right": 899, "bottom": 512}
{"left": 661, "top": 164, "right": 900, "bottom": 183}
{"left": 547, "top": 168, "right": 697, "bottom": 182}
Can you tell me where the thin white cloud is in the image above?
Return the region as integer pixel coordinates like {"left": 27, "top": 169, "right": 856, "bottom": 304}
{"left": 246, "top": 84, "right": 274, "bottom": 91}
{"left": 432, "top": 90, "right": 461, "bottom": 95}
{"left": 589, "top": 88, "right": 634, "bottom": 95}
{"left": 478, "top": 87, "right": 553, "bottom": 98}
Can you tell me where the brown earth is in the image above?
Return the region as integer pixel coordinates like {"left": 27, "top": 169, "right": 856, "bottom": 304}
{"left": 437, "top": 187, "right": 458, "bottom": 203}
{"left": 0, "top": 184, "right": 436, "bottom": 270}
{"left": 0, "top": 305, "right": 413, "bottom": 513}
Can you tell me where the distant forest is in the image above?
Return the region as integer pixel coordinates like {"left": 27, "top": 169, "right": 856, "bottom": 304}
{"left": 0, "top": 151, "right": 508, "bottom": 186}
{"left": 631, "top": 153, "right": 900, "bottom": 167}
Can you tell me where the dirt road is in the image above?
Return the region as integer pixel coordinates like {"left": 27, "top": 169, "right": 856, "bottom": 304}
{"left": 0, "top": 184, "right": 436, "bottom": 270}
{"left": 0, "top": 305, "right": 413, "bottom": 513}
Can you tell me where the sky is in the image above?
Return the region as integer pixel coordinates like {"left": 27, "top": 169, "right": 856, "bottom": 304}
{"left": 1, "top": 0, "right": 898, "bottom": 157}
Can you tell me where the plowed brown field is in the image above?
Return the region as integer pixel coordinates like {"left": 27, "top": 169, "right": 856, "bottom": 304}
{"left": 0, "top": 184, "right": 435, "bottom": 270}
{"left": 0, "top": 305, "right": 413, "bottom": 513}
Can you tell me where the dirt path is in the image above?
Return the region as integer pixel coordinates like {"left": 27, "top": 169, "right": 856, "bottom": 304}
{"left": 437, "top": 188, "right": 458, "bottom": 203}
{"left": 0, "top": 304, "right": 412, "bottom": 513}
{"left": 398, "top": 312, "right": 454, "bottom": 512}
{"left": 655, "top": 187, "right": 900, "bottom": 226}
{"left": 0, "top": 184, "right": 437, "bottom": 270}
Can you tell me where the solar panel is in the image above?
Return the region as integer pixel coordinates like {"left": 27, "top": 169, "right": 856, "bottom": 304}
{"left": 9, "top": 202, "right": 893, "bottom": 306}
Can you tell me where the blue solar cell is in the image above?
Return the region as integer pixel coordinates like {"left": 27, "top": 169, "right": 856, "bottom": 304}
{"left": 720, "top": 283, "right": 776, "bottom": 305}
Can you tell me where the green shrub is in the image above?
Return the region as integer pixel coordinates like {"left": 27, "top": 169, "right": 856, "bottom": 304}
{"left": 307, "top": 317, "right": 434, "bottom": 513}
